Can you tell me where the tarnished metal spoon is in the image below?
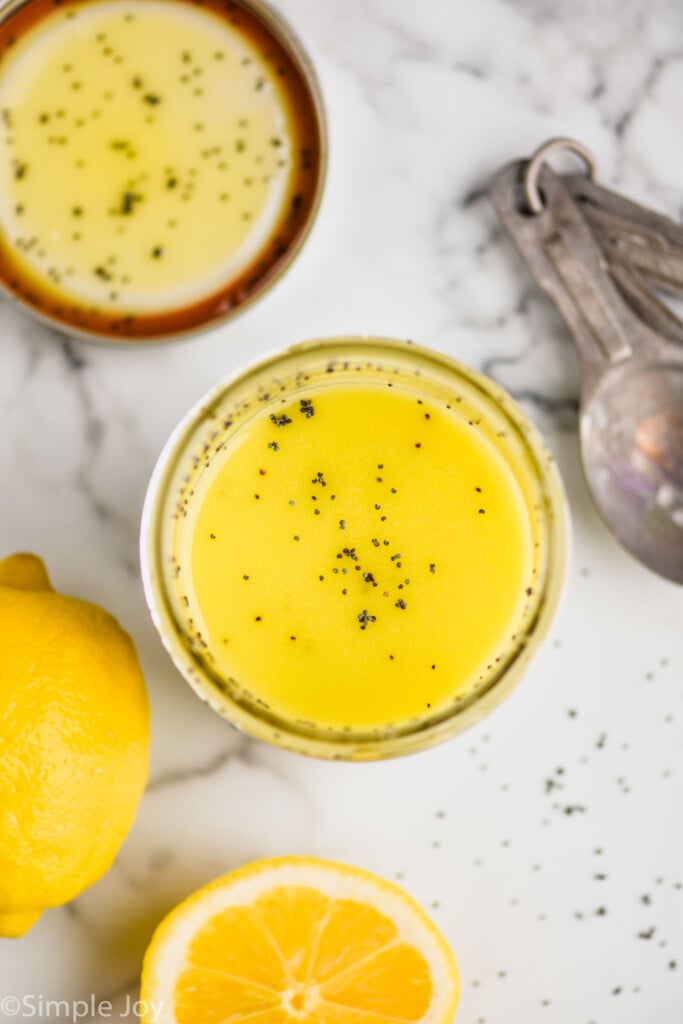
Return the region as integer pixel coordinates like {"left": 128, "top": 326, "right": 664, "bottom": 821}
{"left": 490, "top": 137, "right": 683, "bottom": 583}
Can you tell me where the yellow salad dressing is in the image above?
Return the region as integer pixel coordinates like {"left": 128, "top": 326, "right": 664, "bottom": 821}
{"left": 187, "top": 383, "right": 534, "bottom": 730}
{"left": 0, "top": 0, "right": 322, "bottom": 336}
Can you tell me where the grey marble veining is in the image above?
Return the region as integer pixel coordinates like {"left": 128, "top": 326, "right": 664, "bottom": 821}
{"left": 1, "top": 1, "right": 683, "bottom": 1022}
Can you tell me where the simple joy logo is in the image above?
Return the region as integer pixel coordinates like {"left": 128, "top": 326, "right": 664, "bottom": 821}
{"left": 0, "top": 995, "right": 163, "bottom": 1023}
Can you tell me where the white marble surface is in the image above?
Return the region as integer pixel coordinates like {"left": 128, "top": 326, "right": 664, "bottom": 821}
{"left": 2, "top": 0, "right": 683, "bottom": 1021}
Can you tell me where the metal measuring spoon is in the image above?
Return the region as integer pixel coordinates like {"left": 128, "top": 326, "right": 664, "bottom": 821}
{"left": 489, "top": 137, "right": 683, "bottom": 584}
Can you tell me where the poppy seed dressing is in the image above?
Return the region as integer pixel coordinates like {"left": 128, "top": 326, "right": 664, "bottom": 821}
{"left": 0, "top": 0, "right": 322, "bottom": 336}
{"left": 187, "top": 383, "right": 534, "bottom": 730}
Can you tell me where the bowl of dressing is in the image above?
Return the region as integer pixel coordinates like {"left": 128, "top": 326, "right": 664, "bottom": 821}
{"left": 141, "top": 337, "right": 568, "bottom": 760}
{"left": 0, "top": 0, "right": 326, "bottom": 342}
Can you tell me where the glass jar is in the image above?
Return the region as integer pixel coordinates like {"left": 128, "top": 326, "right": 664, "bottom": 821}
{"left": 141, "top": 337, "right": 568, "bottom": 759}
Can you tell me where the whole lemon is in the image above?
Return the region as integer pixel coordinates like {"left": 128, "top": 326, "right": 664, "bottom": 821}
{"left": 0, "top": 553, "right": 149, "bottom": 937}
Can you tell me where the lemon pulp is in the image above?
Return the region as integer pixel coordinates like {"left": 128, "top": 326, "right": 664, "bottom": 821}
{"left": 139, "top": 857, "right": 460, "bottom": 1024}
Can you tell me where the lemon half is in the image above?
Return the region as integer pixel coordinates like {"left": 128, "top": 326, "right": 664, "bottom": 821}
{"left": 141, "top": 856, "right": 460, "bottom": 1023}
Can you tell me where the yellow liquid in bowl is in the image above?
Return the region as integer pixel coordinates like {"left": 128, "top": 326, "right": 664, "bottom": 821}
{"left": 188, "top": 383, "right": 534, "bottom": 729}
{"left": 0, "top": 0, "right": 323, "bottom": 337}
{"left": 144, "top": 338, "right": 566, "bottom": 756}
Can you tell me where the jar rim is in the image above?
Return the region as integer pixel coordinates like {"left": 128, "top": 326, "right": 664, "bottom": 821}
{"left": 140, "top": 336, "right": 569, "bottom": 760}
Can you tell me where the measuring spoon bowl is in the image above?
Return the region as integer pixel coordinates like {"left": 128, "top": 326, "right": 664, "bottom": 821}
{"left": 581, "top": 359, "right": 683, "bottom": 583}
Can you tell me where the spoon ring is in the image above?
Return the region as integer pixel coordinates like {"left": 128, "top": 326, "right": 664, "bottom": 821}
{"left": 524, "top": 137, "right": 597, "bottom": 215}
